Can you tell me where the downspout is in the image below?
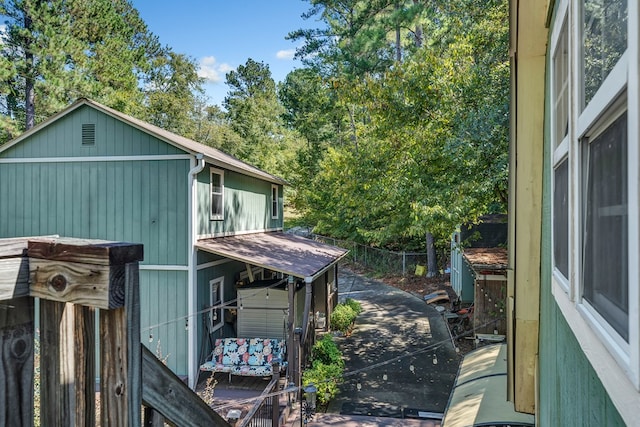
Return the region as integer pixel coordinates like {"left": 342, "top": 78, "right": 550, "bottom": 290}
{"left": 188, "top": 153, "right": 205, "bottom": 389}
{"left": 300, "top": 277, "right": 313, "bottom": 346}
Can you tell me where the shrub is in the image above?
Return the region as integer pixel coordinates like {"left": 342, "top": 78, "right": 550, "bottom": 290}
{"left": 312, "top": 334, "right": 344, "bottom": 367}
{"left": 331, "top": 304, "right": 356, "bottom": 333}
{"left": 302, "top": 334, "right": 345, "bottom": 406}
{"left": 331, "top": 299, "right": 363, "bottom": 334}
{"left": 302, "top": 361, "right": 343, "bottom": 406}
{"left": 344, "top": 298, "right": 363, "bottom": 315}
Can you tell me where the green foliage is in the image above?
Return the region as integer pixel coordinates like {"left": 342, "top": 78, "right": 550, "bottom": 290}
{"left": 289, "top": 0, "right": 510, "bottom": 253}
{"left": 303, "top": 334, "right": 345, "bottom": 406}
{"left": 302, "top": 360, "right": 343, "bottom": 406}
{"left": 223, "top": 58, "right": 300, "bottom": 179}
{"left": 344, "top": 298, "right": 363, "bottom": 315}
{"left": 0, "top": 0, "right": 207, "bottom": 145}
{"left": 331, "top": 300, "right": 363, "bottom": 333}
{"left": 312, "top": 334, "right": 345, "bottom": 368}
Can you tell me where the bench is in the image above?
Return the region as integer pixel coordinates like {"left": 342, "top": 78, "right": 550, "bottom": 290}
{"left": 199, "top": 338, "right": 286, "bottom": 381}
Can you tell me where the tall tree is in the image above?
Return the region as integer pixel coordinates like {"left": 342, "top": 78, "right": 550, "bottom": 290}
{"left": 143, "top": 51, "right": 205, "bottom": 138}
{"left": 0, "top": 0, "right": 173, "bottom": 144}
{"left": 294, "top": 0, "right": 509, "bottom": 266}
{"left": 223, "top": 58, "right": 296, "bottom": 177}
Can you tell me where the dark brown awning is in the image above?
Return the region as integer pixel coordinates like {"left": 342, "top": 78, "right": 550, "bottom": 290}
{"left": 196, "top": 232, "right": 349, "bottom": 281}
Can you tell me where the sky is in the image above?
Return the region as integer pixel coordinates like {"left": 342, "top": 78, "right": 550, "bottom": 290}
{"left": 132, "top": 0, "right": 317, "bottom": 107}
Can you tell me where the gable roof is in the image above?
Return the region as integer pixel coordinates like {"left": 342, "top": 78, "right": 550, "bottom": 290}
{"left": 0, "top": 98, "right": 288, "bottom": 185}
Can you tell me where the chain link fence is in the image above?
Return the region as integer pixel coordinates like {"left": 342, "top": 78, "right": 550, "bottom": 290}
{"left": 311, "top": 234, "right": 428, "bottom": 276}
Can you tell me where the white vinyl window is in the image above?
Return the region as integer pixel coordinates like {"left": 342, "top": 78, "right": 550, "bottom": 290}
{"left": 209, "top": 277, "right": 224, "bottom": 332}
{"left": 210, "top": 168, "right": 224, "bottom": 220}
{"left": 550, "top": 0, "right": 639, "bottom": 403}
{"left": 552, "top": 10, "right": 570, "bottom": 284}
{"left": 271, "top": 184, "right": 279, "bottom": 220}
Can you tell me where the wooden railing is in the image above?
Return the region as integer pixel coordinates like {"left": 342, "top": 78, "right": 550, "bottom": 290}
{"left": 0, "top": 237, "right": 229, "bottom": 427}
{"left": 239, "top": 366, "right": 281, "bottom": 427}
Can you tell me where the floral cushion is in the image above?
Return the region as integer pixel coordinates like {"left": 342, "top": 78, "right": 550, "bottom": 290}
{"left": 200, "top": 337, "right": 286, "bottom": 377}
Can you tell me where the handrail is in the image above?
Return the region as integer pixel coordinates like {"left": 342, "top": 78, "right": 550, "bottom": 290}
{"left": 239, "top": 368, "right": 280, "bottom": 427}
{"left": 141, "top": 345, "right": 229, "bottom": 426}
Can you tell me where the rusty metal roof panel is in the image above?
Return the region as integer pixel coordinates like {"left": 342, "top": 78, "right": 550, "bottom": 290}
{"left": 196, "top": 232, "right": 349, "bottom": 280}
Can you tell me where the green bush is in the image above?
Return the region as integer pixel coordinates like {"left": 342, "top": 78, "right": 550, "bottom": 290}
{"left": 301, "top": 334, "right": 345, "bottom": 406}
{"left": 344, "top": 298, "right": 363, "bottom": 315}
{"left": 312, "top": 334, "right": 344, "bottom": 367}
{"left": 331, "top": 304, "right": 356, "bottom": 333}
{"left": 330, "top": 299, "right": 363, "bottom": 333}
{"left": 302, "top": 361, "right": 343, "bottom": 406}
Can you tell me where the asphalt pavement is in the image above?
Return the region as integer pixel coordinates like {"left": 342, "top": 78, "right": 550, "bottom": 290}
{"left": 285, "top": 268, "right": 459, "bottom": 427}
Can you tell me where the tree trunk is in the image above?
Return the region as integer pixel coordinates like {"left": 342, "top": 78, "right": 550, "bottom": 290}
{"left": 395, "top": 2, "right": 402, "bottom": 62}
{"left": 414, "top": 1, "right": 423, "bottom": 48}
{"left": 426, "top": 232, "right": 437, "bottom": 277}
{"left": 24, "top": 10, "right": 35, "bottom": 130}
{"left": 348, "top": 105, "right": 358, "bottom": 152}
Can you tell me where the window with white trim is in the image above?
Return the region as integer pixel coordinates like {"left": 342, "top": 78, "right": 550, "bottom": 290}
{"left": 582, "top": 107, "right": 628, "bottom": 340}
{"left": 552, "top": 11, "right": 570, "bottom": 282}
{"left": 550, "top": 0, "right": 638, "bottom": 392}
{"left": 271, "top": 184, "right": 279, "bottom": 220}
{"left": 209, "top": 277, "right": 224, "bottom": 332}
{"left": 210, "top": 168, "right": 224, "bottom": 220}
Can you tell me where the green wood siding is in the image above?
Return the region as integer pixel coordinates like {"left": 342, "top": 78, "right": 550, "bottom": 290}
{"left": 0, "top": 160, "right": 189, "bottom": 265}
{"left": 1, "top": 105, "right": 185, "bottom": 158}
{"left": 538, "top": 28, "right": 624, "bottom": 424}
{"left": 196, "top": 259, "right": 247, "bottom": 362}
{"left": 140, "top": 270, "right": 189, "bottom": 375}
{"left": 196, "top": 167, "right": 283, "bottom": 236}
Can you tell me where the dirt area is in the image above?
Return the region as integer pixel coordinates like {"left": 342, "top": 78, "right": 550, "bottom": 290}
{"left": 343, "top": 262, "right": 476, "bottom": 355}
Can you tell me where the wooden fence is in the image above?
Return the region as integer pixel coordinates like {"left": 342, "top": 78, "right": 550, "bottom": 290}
{"left": 0, "top": 236, "right": 229, "bottom": 427}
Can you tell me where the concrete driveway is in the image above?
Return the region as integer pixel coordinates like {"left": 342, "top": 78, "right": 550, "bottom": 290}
{"left": 286, "top": 268, "right": 459, "bottom": 426}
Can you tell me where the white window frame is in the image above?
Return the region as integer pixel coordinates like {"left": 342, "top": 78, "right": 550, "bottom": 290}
{"left": 551, "top": 1, "right": 571, "bottom": 293}
{"left": 549, "top": 0, "right": 640, "bottom": 418}
{"left": 271, "top": 184, "right": 279, "bottom": 220}
{"left": 209, "top": 277, "right": 224, "bottom": 333}
{"left": 210, "top": 167, "right": 224, "bottom": 221}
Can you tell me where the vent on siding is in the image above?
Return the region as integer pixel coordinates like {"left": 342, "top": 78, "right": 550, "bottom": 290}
{"left": 82, "top": 123, "right": 95, "bottom": 145}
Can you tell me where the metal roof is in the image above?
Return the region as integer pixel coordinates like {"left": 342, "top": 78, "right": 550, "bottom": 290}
{"left": 442, "top": 344, "right": 535, "bottom": 427}
{"left": 0, "top": 98, "right": 288, "bottom": 185}
{"left": 196, "top": 232, "right": 349, "bottom": 281}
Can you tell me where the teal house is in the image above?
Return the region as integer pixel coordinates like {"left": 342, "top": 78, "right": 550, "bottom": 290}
{"left": 0, "top": 98, "right": 347, "bottom": 388}
{"left": 504, "top": 0, "right": 636, "bottom": 425}
{"left": 444, "top": 1, "right": 638, "bottom": 425}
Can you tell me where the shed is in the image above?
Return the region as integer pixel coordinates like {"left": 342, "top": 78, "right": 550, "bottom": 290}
{"left": 463, "top": 248, "right": 508, "bottom": 335}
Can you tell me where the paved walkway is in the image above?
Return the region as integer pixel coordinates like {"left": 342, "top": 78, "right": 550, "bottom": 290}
{"left": 285, "top": 268, "right": 459, "bottom": 426}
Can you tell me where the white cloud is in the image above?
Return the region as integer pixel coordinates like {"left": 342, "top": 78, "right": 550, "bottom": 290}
{"left": 0, "top": 25, "right": 6, "bottom": 45}
{"left": 197, "top": 56, "right": 234, "bottom": 83}
{"left": 276, "top": 49, "right": 296, "bottom": 60}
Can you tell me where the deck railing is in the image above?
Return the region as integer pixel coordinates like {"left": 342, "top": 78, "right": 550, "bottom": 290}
{"left": 238, "top": 371, "right": 281, "bottom": 427}
{"left": 0, "top": 236, "right": 229, "bottom": 427}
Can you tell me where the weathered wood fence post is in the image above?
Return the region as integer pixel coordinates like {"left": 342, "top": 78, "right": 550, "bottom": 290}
{"left": 1, "top": 237, "right": 229, "bottom": 427}
{"left": 0, "top": 238, "right": 36, "bottom": 426}
{"left": 29, "top": 238, "right": 144, "bottom": 427}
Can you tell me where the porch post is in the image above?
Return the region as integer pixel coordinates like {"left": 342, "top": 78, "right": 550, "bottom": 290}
{"left": 287, "top": 275, "right": 296, "bottom": 394}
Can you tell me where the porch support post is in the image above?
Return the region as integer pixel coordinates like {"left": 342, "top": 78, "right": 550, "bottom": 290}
{"left": 287, "top": 275, "right": 296, "bottom": 394}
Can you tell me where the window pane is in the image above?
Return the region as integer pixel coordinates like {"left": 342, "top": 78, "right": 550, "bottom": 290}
{"left": 554, "top": 19, "right": 569, "bottom": 144}
{"left": 582, "top": 0, "right": 627, "bottom": 106}
{"left": 583, "top": 112, "right": 628, "bottom": 341}
{"left": 211, "top": 195, "right": 223, "bottom": 217}
{"left": 554, "top": 159, "right": 569, "bottom": 277}
{"left": 211, "top": 173, "right": 221, "bottom": 194}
